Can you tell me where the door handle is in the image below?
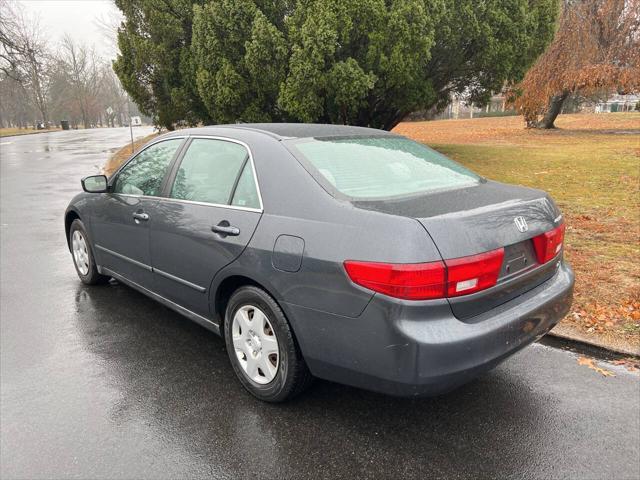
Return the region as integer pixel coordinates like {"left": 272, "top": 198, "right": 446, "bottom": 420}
{"left": 132, "top": 212, "right": 149, "bottom": 222}
{"left": 211, "top": 222, "right": 240, "bottom": 237}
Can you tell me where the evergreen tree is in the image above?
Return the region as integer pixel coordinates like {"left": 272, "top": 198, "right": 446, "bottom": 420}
{"left": 115, "top": 0, "right": 559, "bottom": 130}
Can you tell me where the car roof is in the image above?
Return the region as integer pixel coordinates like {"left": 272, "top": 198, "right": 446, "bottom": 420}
{"left": 172, "top": 123, "right": 397, "bottom": 140}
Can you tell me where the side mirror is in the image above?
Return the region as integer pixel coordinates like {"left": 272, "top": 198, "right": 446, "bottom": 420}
{"left": 81, "top": 175, "right": 108, "bottom": 193}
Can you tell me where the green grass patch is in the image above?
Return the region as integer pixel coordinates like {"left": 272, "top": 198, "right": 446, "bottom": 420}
{"left": 431, "top": 141, "right": 639, "bottom": 219}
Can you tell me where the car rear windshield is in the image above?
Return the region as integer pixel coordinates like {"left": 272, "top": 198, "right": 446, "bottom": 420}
{"left": 289, "top": 136, "right": 480, "bottom": 200}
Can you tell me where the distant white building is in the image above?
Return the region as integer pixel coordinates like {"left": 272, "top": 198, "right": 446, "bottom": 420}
{"left": 595, "top": 94, "right": 639, "bottom": 113}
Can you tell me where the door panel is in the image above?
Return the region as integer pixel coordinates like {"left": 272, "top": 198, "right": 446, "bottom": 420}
{"left": 92, "top": 195, "right": 155, "bottom": 286}
{"left": 92, "top": 138, "right": 184, "bottom": 287}
{"left": 149, "top": 200, "right": 261, "bottom": 318}
{"left": 147, "top": 137, "right": 263, "bottom": 319}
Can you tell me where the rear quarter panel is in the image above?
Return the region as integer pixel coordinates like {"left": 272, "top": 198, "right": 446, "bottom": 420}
{"left": 211, "top": 134, "right": 443, "bottom": 318}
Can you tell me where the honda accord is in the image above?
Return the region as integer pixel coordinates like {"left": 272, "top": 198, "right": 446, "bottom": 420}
{"left": 65, "top": 124, "right": 574, "bottom": 402}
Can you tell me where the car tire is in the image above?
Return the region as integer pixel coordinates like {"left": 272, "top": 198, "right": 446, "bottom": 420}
{"left": 224, "top": 285, "right": 313, "bottom": 402}
{"left": 69, "top": 219, "right": 109, "bottom": 285}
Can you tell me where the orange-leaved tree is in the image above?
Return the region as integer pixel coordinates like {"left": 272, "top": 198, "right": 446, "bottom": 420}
{"left": 513, "top": 0, "right": 640, "bottom": 128}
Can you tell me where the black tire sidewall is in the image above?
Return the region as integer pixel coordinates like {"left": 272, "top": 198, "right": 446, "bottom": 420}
{"left": 224, "top": 286, "right": 296, "bottom": 402}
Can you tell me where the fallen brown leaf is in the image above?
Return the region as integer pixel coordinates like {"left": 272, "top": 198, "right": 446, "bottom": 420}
{"left": 577, "top": 356, "right": 616, "bottom": 377}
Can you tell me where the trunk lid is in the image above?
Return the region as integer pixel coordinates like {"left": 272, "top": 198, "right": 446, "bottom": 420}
{"left": 353, "top": 181, "right": 563, "bottom": 319}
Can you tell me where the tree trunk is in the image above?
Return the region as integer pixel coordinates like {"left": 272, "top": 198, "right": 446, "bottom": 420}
{"left": 536, "top": 91, "right": 569, "bottom": 129}
{"left": 382, "top": 111, "right": 409, "bottom": 131}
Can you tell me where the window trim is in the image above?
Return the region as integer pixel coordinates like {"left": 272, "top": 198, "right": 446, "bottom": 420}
{"left": 108, "top": 135, "right": 264, "bottom": 213}
{"left": 162, "top": 135, "right": 264, "bottom": 213}
{"left": 227, "top": 154, "right": 250, "bottom": 205}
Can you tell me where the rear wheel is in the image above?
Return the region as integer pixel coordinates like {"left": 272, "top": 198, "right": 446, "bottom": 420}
{"left": 69, "top": 219, "right": 109, "bottom": 285}
{"left": 224, "top": 286, "right": 313, "bottom": 402}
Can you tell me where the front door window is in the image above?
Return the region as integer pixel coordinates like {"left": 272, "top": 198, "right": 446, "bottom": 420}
{"left": 113, "top": 139, "right": 183, "bottom": 196}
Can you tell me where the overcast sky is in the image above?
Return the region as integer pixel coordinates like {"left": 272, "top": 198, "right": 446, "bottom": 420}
{"left": 16, "top": 0, "right": 121, "bottom": 59}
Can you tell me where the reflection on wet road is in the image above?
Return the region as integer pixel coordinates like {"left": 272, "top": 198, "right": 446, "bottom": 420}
{"left": 1, "top": 128, "right": 639, "bottom": 479}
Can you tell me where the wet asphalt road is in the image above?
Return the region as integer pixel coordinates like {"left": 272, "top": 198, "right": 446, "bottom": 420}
{"left": 1, "top": 129, "right": 639, "bottom": 480}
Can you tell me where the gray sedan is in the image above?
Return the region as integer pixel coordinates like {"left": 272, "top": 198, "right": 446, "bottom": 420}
{"left": 65, "top": 124, "right": 574, "bottom": 402}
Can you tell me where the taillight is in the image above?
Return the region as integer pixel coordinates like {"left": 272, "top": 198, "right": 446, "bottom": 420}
{"left": 532, "top": 223, "right": 565, "bottom": 264}
{"left": 444, "top": 248, "right": 505, "bottom": 297}
{"left": 344, "top": 247, "right": 504, "bottom": 300}
{"left": 343, "top": 260, "right": 446, "bottom": 300}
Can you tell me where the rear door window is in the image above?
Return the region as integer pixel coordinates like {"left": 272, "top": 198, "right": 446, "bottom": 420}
{"left": 170, "top": 138, "right": 256, "bottom": 206}
{"left": 231, "top": 162, "right": 260, "bottom": 209}
{"left": 288, "top": 136, "right": 480, "bottom": 200}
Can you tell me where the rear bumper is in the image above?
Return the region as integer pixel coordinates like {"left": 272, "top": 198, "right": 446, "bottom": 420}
{"left": 285, "top": 261, "right": 574, "bottom": 396}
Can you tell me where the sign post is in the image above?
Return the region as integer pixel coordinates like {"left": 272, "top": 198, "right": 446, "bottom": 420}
{"left": 126, "top": 96, "right": 134, "bottom": 154}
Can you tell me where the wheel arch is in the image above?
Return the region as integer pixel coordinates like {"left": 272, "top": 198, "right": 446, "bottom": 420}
{"left": 212, "top": 273, "right": 285, "bottom": 337}
{"left": 64, "top": 209, "right": 81, "bottom": 251}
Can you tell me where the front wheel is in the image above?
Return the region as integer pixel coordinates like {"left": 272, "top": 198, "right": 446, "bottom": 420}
{"left": 69, "top": 219, "right": 109, "bottom": 285}
{"left": 224, "top": 286, "right": 313, "bottom": 402}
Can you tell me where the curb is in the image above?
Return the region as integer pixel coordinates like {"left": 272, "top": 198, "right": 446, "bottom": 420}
{"left": 549, "top": 326, "right": 640, "bottom": 357}
{"left": 539, "top": 332, "right": 639, "bottom": 361}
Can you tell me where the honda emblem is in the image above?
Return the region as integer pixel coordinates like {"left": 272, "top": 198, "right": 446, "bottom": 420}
{"left": 514, "top": 216, "right": 528, "bottom": 233}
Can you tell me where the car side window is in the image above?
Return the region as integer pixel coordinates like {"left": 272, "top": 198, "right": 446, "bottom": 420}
{"left": 170, "top": 138, "right": 253, "bottom": 205}
{"left": 231, "top": 162, "right": 260, "bottom": 209}
{"left": 113, "top": 139, "right": 182, "bottom": 196}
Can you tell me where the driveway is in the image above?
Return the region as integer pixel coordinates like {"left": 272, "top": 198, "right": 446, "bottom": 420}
{"left": 1, "top": 128, "right": 638, "bottom": 479}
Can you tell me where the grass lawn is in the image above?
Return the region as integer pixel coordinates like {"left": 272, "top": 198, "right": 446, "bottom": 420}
{"left": 0, "top": 127, "right": 60, "bottom": 137}
{"left": 396, "top": 113, "right": 640, "bottom": 349}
